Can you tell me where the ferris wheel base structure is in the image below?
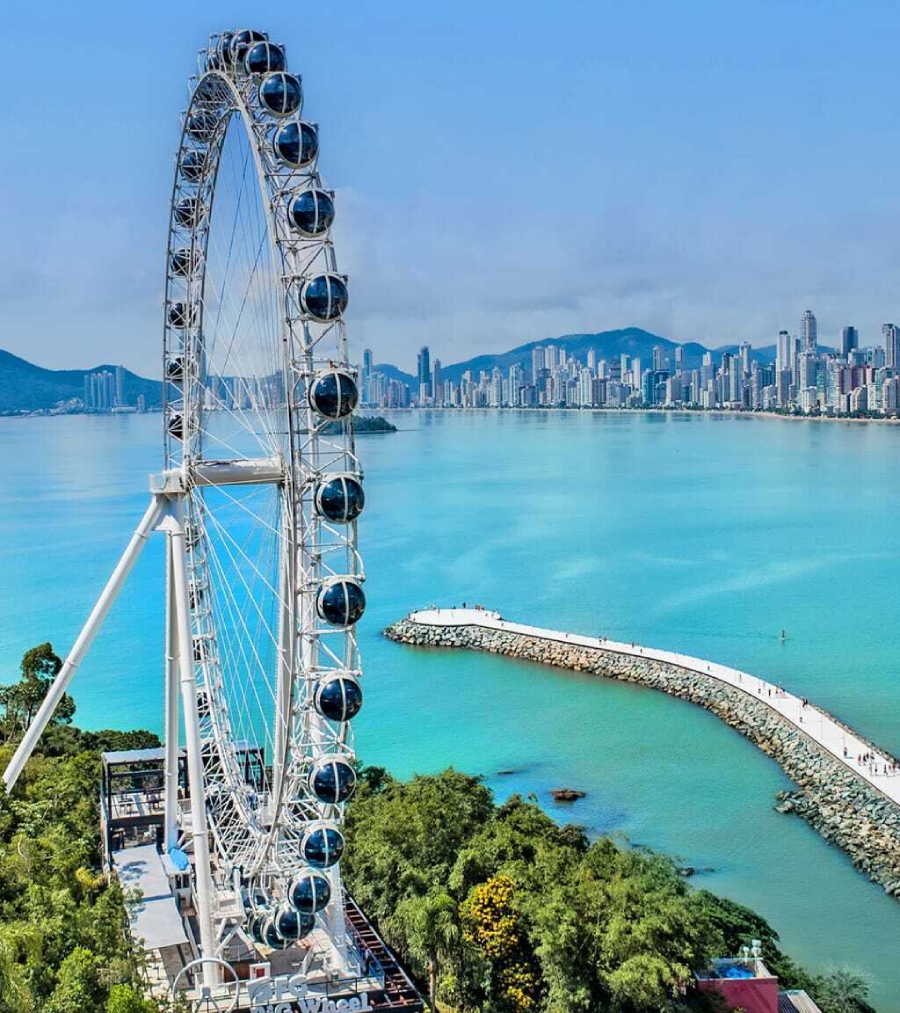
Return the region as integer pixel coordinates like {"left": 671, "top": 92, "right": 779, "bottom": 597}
{"left": 4, "top": 484, "right": 423, "bottom": 1010}
{"left": 3, "top": 25, "right": 425, "bottom": 1012}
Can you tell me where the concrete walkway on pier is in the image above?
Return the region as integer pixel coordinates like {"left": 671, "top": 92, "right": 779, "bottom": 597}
{"left": 408, "top": 608, "right": 900, "bottom": 806}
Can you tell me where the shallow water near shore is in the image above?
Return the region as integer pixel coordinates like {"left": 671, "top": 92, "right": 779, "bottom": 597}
{"left": 2, "top": 409, "right": 900, "bottom": 1008}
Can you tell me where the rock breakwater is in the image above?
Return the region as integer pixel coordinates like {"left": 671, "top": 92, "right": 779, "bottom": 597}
{"left": 385, "top": 616, "right": 900, "bottom": 899}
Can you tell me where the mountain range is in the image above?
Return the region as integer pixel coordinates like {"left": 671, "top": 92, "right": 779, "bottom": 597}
{"left": 374, "top": 327, "right": 781, "bottom": 388}
{"left": 1, "top": 328, "right": 786, "bottom": 412}
{"left": 0, "top": 349, "right": 162, "bottom": 414}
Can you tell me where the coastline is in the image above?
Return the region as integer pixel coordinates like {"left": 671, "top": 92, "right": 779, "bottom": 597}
{"left": 386, "top": 608, "right": 900, "bottom": 900}
{"left": 5, "top": 405, "right": 900, "bottom": 424}
{"left": 371, "top": 406, "right": 900, "bottom": 425}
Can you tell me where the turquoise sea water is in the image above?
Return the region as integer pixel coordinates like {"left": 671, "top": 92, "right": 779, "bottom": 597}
{"left": 2, "top": 410, "right": 900, "bottom": 1008}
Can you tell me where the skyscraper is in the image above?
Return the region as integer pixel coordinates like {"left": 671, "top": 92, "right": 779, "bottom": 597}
{"left": 884, "top": 324, "right": 900, "bottom": 369}
{"left": 531, "top": 346, "right": 544, "bottom": 382}
{"left": 776, "top": 331, "right": 791, "bottom": 375}
{"left": 432, "top": 358, "right": 443, "bottom": 405}
{"left": 115, "top": 365, "right": 125, "bottom": 407}
{"left": 652, "top": 346, "right": 663, "bottom": 371}
{"left": 800, "top": 310, "right": 817, "bottom": 354}
{"left": 738, "top": 342, "right": 751, "bottom": 375}
{"left": 417, "top": 346, "right": 431, "bottom": 399}
{"left": 840, "top": 326, "right": 858, "bottom": 358}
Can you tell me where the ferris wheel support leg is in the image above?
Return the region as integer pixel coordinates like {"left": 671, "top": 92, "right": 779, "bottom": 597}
{"left": 2, "top": 496, "right": 166, "bottom": 793}
{"left": 273, "top": 507, "right": 295, "bottom": 804}
{"left": 163, "top": 538, "right": 180, "bottom": 852}
{"left": 168, "top": 497, "right": 219, "bottom": 988}
{"left": 326, "top": 867, "right": 350, "bottom": 973}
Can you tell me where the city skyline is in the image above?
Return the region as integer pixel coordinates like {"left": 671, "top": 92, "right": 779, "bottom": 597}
{"left": 362, "top": 309, "right": 900, "bottom": 417}
{"left": 4, "top": 1, "right": 900, "bottom": 375}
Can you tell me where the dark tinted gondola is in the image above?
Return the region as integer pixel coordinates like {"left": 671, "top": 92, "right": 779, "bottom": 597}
{"left": 273, "top": 121, "right": 319, "bottom": 168}
{"left": 259, "top": 72, "right": 302, "bottom": 117}
{"left": 316, "top": 579, "right": 365, "bottom": 626}
{"left": 289, "top": 189, "right": 335, "bottom": 237}
{"left": 301, "top": 823, "right": 344, "bottom": 869}
{"left": 309, "top": 756, "right": 357, "bottom": 805}
{"left": 289, "top": 870, "right": 331, "bottom": 914}
{"left": 245, "top": 41, "right": 285, "bottom": 75}
{"left": 300, "top": 274, "right": 349, "bottom": 323}
{"left": 315, "top": 674, "right": 363, "bottom": 722}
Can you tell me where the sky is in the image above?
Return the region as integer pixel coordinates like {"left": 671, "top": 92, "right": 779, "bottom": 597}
{"left": 2, "top": 0, "right": 899, "bottom": 376}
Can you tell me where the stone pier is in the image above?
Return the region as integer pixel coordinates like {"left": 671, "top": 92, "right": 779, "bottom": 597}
{"left": 385, "top": 608, "right": 900, "bottom": 899}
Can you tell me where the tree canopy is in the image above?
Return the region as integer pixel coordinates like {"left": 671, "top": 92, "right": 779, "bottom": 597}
{"left": 0, "top": 647, "right": 879, "bottom": 1013}
{"left": 343, "top": 768, "right": 876, "bottom": 1013}
{"left": 0, "top": 645, "right": 160, "bottom": 1013}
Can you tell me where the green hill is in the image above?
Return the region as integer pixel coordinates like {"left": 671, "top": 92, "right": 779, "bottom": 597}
{"left": 434, "top": 327, "right": 775, "bottom": 384}
{"left": 0, "top": 349, "right": 162, "bottom": 413}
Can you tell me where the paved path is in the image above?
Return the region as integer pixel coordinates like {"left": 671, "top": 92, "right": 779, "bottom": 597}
{"left": 408, "top": 607, "right": 900, "bottom": 806}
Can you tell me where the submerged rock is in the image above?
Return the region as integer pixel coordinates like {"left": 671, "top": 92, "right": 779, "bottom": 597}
{"left": 551, "top": 788, "right": 586, "bottom": 802}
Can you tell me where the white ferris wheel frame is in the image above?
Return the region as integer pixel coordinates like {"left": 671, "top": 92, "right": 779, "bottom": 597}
{"left": 3, "top": 29, "right": 367, "bottom": 989}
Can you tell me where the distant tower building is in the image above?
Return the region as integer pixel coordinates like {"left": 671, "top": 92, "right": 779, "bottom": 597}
{"left": 544, "top": 345, "right": 558, "bottom": 371}
{"left": 115, "top": 364, "right": 125, "bottom": 407}
{"left": 83, "top": 375, "right": 92, "bottom": 409}
{"left": 652, "top": 345, "right": 664, "bottom": 371}
{"left": 840, "top": 326, "right": 858, "bottom": 359}
{"left": 531, "top": 346, "right": 544, "bottom": 382}
{"left": 432, "top": 359, "right": 443, "bottom": 405}
{"left": 883, "top": 324, "right": 900, "bottom": 369}
{"left": 417, "top": 346, "right": 431, "bottom": 399}
{"left": 674, "top": 346, "right": 684, "bottom": 373}
{"left": 586, "top": 348, "right": 597, "bottom": 372}
{"left": 738, "top": 342, "right": 751, "bottom": 375}
{"left": 361, "top": 348, "right": 373, "bottom": 397}
{"left": 776, "top": 330, "right": 791, "bottom": 375}
{"left": 801, "top": 310, "right": 817, "bottom": 354}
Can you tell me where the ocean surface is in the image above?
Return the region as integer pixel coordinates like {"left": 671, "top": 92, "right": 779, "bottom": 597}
{"left": 2, "top": 410, "right": 900, "bottom": 1008}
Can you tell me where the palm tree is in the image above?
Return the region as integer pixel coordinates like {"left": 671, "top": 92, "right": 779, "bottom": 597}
{"left": 395, "top": 890, "right": 461, "bottom": 1011}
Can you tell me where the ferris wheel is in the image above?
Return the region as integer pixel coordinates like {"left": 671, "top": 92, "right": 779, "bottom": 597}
{"left": 4, "top": 27, "right": 368, "bottom": 987}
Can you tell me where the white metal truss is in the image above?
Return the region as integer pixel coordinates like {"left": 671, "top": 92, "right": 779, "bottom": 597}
{"left": 4, "top": 28, "right": 367, "bottom": 986}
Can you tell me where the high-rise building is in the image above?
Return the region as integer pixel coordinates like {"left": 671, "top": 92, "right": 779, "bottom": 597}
{"left": 417, "top": 346, "right": 431, "bottom": 399}
{"left": 738, "top": 342, "right": 751, "bottom": 376}
{"left": 361, "top": 348, "right": 373, "bottom": 400}
{"left": 840, "top": 327, "right": 858, "bottom": 358}
{"left": 586, "top": 348, "right": 597, "bottom": 372}
{"left": 545, "top": 345, "right": 558, "bottom": 371}
{"left": 432, "top": 359, "right": 443, "bottom": 405}
{"left": 115, "top": 365, "right": 125, "bottom": 407}
{"left": 883, "top": 324, "right": 900, "bottom": 369}
{"left": 776, "top": 331, "right": 791, "bottom": 376}
{"left": 652, "top": 345, "right": 664, "bottom": 371}
{"left": 674, "top": 346, "right": 684, "bottom": 373}
{"left": 531, "top": 346, "right": 544, "bottom": 382}
{"left": 801, "top": 310, "right": 817, "bottom": 354}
